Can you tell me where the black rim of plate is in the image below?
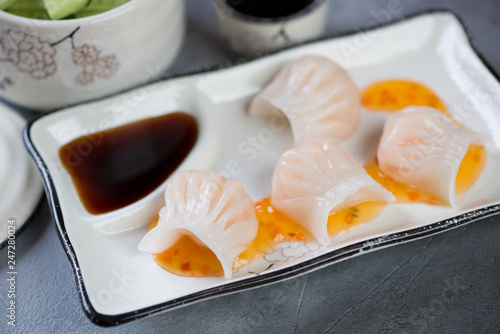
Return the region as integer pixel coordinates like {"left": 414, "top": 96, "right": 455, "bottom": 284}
{"left": 22, "top": 9, "right": 500, "bottom": 327}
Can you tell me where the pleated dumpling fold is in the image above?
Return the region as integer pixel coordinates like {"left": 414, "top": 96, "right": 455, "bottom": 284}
{"left": 248, "top": 56, "right": 360, "bottom": 144}
{"left": 271, "top": 138, "right": 395, "bottom": 245}
{"left": 377, "top": 106, "right": 483, "bottom": 208}
{"left": 138, "top": 171, "right": 258, "bottom": 279}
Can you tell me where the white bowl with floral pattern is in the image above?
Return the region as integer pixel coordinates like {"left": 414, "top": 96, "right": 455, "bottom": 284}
{"left": 0, "top": 0, "right": 185, "bottom": 111}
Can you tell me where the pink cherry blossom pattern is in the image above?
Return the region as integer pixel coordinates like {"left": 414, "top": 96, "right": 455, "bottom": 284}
{"left": 75, "top": 70, "right": 94, "bottom": 86}
{"left": 0, "top": 30, "right": 57, "bottom": 79}
{"left": 95, "top": 54, "right": 119, "bottom": 79}
{"left": 71, "top": 43, "right": 119, "bottom": 86}
{"left": 71, "top": 44, "right": 100, "bottom": 67}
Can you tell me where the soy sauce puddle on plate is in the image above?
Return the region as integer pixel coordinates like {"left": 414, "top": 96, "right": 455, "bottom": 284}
{"left": 59, "top": 112, "right": 198, "bottom": 215}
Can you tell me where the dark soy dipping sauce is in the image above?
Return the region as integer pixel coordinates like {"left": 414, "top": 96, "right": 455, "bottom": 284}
{"left": 59, "top": 112, "right": 198, "bottom": 215}
{"left": 227, "top": 0, "right": 315, "bottom": 19}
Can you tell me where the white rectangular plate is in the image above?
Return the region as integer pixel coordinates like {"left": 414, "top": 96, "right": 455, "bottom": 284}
{"left": 24, "top": 11, "right": 500, "bottom": 326}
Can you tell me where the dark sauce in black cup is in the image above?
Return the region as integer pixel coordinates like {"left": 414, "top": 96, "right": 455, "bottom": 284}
{"left": 226, "top": 0, "right": 316, "bottom": 19}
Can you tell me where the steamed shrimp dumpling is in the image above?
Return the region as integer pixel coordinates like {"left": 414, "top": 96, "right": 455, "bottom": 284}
{"left": 377, "top": 106, "right": 483, "bottom": 208}
{"left": 248, "top": 56, "right": 360, "bottom": 144}
{"left": 139, "top": 171, "right": 258, "bottom": 279}
{"left": 271, "top": 138, "right": 395, "bottom": 245}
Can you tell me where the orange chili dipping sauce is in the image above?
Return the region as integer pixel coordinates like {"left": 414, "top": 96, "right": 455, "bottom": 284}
{"left": 364, "top": 156, "right": 443, "bottom": 205}
{"left": 147, "top": 216, "right": 224, "bottom": 278}
{"left": 234, "top": 198, "right": 310, "bottom": 269}
{"left": 327, "top": 201, "right": 386, "bottom": 236}
{"left": 455, "top": 145, "right": 487, "bottom": 197}
{"left": 361, "top": 79, "right": 449, "bottom": 116}
{"left": 154, "top": 235, "right": 225, "bottom": 278}
{"left": 148, "top": 197, "right": 389, "bottom": 277}
{"left": 148, "top": 198, "right": 311, "bottom": 277}
{"left": 364, "top": 144, "right": 486, "bottom": 204}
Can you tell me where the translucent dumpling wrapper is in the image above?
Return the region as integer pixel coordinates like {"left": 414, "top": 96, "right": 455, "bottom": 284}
{"left": 377, "top": 106, "right": 483, "bottom": 208}
{"left": 138, "top": 171, "right": 258, "bottom": 279}
{"left": 248, "top": 56, "right": 360, "bottom": 144}
{"left": 271, "top": 138, "right": 395, "bottom": 245}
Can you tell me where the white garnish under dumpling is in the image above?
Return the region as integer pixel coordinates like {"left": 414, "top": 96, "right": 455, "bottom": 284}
{"left": 377, "top": 106, "right": 482, "bottom": 208}
{"left": 271, "top": 138, "right": 395, "bottom": 245}
{"left": 138, "top": 171, "right": 258, "bottom": 279}
{"left": 248, "top": 56, "right": 360, "bottom": 144}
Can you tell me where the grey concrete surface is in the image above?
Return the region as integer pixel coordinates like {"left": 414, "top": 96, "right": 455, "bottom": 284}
{"left": 1, "top": 0, "right": 499, "bottom": 333}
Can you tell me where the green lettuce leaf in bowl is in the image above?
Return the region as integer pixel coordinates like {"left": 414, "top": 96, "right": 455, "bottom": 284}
{"left": 2, "top": 0, "right": 130, "bottom": 20}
